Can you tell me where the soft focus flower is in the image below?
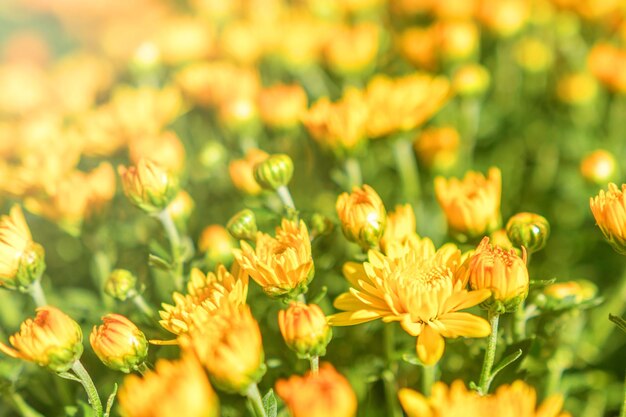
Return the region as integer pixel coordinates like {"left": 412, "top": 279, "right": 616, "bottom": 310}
{"left": 478, "top": 0, "right": 529, "bottom": 37}
{"left": 276, "top": 363, "right": 357, "bottom": 417}
{"left": 413, "top": 126, "right": 461, "bottom": 172}
{"left": 580, "top": 150, "right": 617, "bottom": 184}
{"left": 199, "top": 225, "right": 236, "bottom": 268}
{"left": 118, "top": 159, "right": 179, "bottom": 213}
{"left": 181, "top": 302, "right": 266, "bottom": 394}
{"left": 588, "top": 43, "right": 626, "bottom": 93}
{"left": 229, "top": 148, "right": 269, "bottom": 195}
{"left": 234, "top": 219, "right": 313, "bottom": 298}
{"left": 453, "top": 64, "right": 491, "bottom": 97}
{"left": 118, "top": 355, "right": 219, "bottom": 417}
{"left": 90, "top": 314, "right": 148, "bottom": 373}
{"left": 540, "top": 280, "right": 597, "bottom": 309}
{"left": 279, "top": 302, "right": 332, "bottom": 358}
{"left": 435, "top": 167, "right": 502, "bottom": 241}
{"left": 437, "top": 20, "right": 479, "bottom": 61}
{"left": 166, "top": 190, "right": 195, "bottom": 226}
{"left": 129, "top": 131, "right": 187, "bottom": 174}
{"left": 336, "top": 185, "right": 387, "bottom": 250}
{"left": 399, "top": 380, "right": 571, "bottom": 417}
{"left": 258, "top": 84, "right": 308, "bottom": 128}
{"left": 460, "top": 237, "right": 529, "bottom": 312}
{"left": 324, "top": 23, "right": 380, "bottom": 75}
{"left": 380, "top": 204, "right": 418, "bottom": 253}
{"left": 397, "top": 27, "right": 438, "bottom": 70}
{"left": 329, "top": 237, "right": 490, "bottom": 365}
{"left": 556, "top": 73, "right": 598, "bottom": 105}
{"left": 514, "top": 37, "right": 554, "bottom": 73}
{"left": 154, "top": 16, "right": 214, "bottom": 65}
{"left": 0, "top": 205, "right": 45, "bottom": 290}
{"left": 590, "top": 183, "right": 626, "bottom": 254}
{"left": 104, "top": 269, "right": 138, "bottom": 301}
{"left": 159, "top": 265, "right": 248, "bottom": 338}
{"left": 0, "top": 306, "right": 83, "bottom": 372}
{"left": 506, "top": 212, "right": 551, "bottom": 253}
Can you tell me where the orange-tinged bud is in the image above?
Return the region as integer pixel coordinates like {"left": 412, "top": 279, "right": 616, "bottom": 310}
{"left": 336, "top": 185, "right": 387, "bottom": 250}
{"left": 118, "top": 159, "right": 179, "bottom": 213}
{"left": 580, "top": 150, "right": 617, "bottom": 184}
{"left": 435, "top": 167, "right": 502, "bottom": 242}
{"left": 279, "top": 302, "right": 332, "bottom": 358}
{"left": 413, "top": 126, "right": 460, "bottom": 172}
{"left": 590, "top": 183, "right": 626, "bottom": 255}
{"left": 276, "top": 363, "right": 357, "bottom": 417}
{"left": 118, "top": 355, "right": 219, "bottom": 417}
{"left": 229, "top": 148, "right": 269, "bottom": 195}
{"left": 0, "top": 306, "right": 83, "bottom": 372}
{"left": 461, "top": 237, "right": 529, "bottom": 312}
{"left": 258, "top": 84, "right": 308, "bottom": 129}
{"left": 198, "top": 224, "right": 235, "bottom": 268}
{"left": 90, "top": 314, "right": 148, "bottom": 373}
{"left": 0, "top": 205, "right": 46, "bottom": 291}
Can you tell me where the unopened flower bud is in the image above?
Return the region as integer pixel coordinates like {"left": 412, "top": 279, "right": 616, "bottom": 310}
{"left": 227, "top": 209, "right": 258, "bottom": 241}
{"left": 104, "top": 269, "right": 138, "bottom": 301}
{"left": 537, "top": 280, "right": 597, "bottom": 310}
{"left": 118, "top": 159, "right": 179, "bottom": 213}
{"left": 580, "top": 150, "right": 617, "bottom": 185}
{"left": 310, "top": 213, "right": 335, "bottom": 238}
{"left": 90, "top": 314, "right": 148, "bottom": 373}
{"left": 506, "top": 212, "right": 550, "bottom": 254}
{"left": 336, "top": 185, "right": 387, "bottom": 250}
{"left": 254, "top": 154, "right": 294, "bottom": 191}
{"left": 0, "top": 306, "right": 83, "bottom": 372}
{"left": 279, "top": 302, "right": 332, "bottom": 359}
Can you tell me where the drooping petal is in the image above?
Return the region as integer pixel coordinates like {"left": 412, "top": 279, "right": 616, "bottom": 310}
{"left": 416, "top": 325, "right": 445, "bottom": 365}
{"left": 442, "top": 289, "right": 491, "bottom": 313}
{"left": 436, "top": 312, "right": 492, "bottom": 338}
{"left": 400, "top": 316, "right": 423, "bottom": 336}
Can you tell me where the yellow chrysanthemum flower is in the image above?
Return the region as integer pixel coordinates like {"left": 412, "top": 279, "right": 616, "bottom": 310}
{"left": 118, "top": 355, "right": 219, "bottom": 417}
{"left": 380, "top": 204, "right": 418, "bottom": 254}
{"left": 0, "top": 306, "right": 83, "bottom": 372}
{"left": 0, "top": 205, "right": 45, "bottom": 290}
{"left": 399, "top": 380, "right": 571, "bottom": 417}
{"left": 590, "top": 183, "right": 626, "bottom": 254}
{"left": 329, "top": 237, "right": 491, "bottom": 365}
{"left": 234, "top": 219, "right": 313, "bottom": 298}
{"left": 181, "top": 302, "right": 266, "bottom": 394}
{"left": 435, "top": 167, "right": 502, "bottom": 241}
{"left": 158, "top": 264, "right": 248, "bottom": 338}
{"left": 276, "top": 363, "right": 357, "bottom": 417}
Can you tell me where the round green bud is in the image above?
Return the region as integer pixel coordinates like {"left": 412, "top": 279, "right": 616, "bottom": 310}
{"left": 506, "top": 212, "right": 550, "bottom": 254}
{"left": 253, "top": 154, "right": 294, "bottom": 191}
{"left": 227, "top": 209, "right": 258, "bottom": 241}
{"left": 104, "top": 269, "right": 138, "bottom": 301}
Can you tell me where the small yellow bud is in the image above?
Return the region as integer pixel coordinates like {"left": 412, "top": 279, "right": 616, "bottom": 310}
{"left": 590, "top": 183, "right": 626, "bottom": 255}
{"left": 276, "top": 363, "right": 357, "bottom": 417}
{"left": 0, "top": 306, "right": 83, "bottom": 372}
{"left": 227, "top": 209, "right": 258, "bottom": 241}
{"left": 461, "top": 237, "right": 529, "bottom": 313}
{"left": 166, "top": 190, "right": 195, "bottom": 226}
{"left": 254, "top": 154, "right": 294, "bottom": 191}
{"left": 104, "top": 269, "right": 138, "bottom": 301}
{"left": 228, "top": 148, "right": 269, "bottom": 195}
{"left": 453, "top": 64, "right": 491, "bottom": 97}
{"left": 279, "top": 302, "right": 332, "bottom": 358}
{"left": 580, "top": 150, "right": 617, "bottom": 185}
{"left": 336, "top": 185, "right": 387, "bottom": 250}
{"left": 506, "top": 212, "right": 550, "bottom": 254}
{"left": 198, "top": 225, "right": 235, "bottom": 268}
{"left": 118, "top": 159, "right": 179, "bottom": 213}
{"left": 90, "top": 314, "right": 148, "bottom": 373}
{"left": 0, "top": 205, "right": 46, "bottom": 291}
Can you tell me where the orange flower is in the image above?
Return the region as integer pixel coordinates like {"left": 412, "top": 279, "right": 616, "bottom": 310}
{"left": 324, "top": 23, "right": 380, "bottom": 75}
{"left": 590, "top": 183, "right": 626, "bottom": 254}
{"left": 258, "top": 84, "right": 308, "bottom": 128}
{"left": 413, "top": 126, "right": 460, "bottom": 172}
{"left": 229, "top": 148, "right": 269, "bottom": 195}
{"left": 198, "top": 225, "right": 236, "bottom": 268}
{"left": 276, "top": 363, "right": 357, "bottom": 417}
{"left": 580, "top": 150, "right": 616, "bottom": 184}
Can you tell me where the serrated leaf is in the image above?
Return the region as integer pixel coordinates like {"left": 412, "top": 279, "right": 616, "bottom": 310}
{"left": 148, "top": 254, "right": 172, "bottom": 271}
{"left": 262, "top": 389, "right": 278, "bottom": 417}
{"left": 609, "top": 314, "right": 626, "bottom": 334}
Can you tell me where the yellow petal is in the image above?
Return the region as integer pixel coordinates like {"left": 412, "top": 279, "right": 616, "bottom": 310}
{"left": 327, "top": 310, "right": 381, "bottom": 326}
{"left": 398, "top": 388, "right": 433, "bottom": 417}
{"left": 443, "top": 289, "right": 491, "bottom": 312}
{"left": 436, "top": 312, "right": 491, "bottom": 338}
{"left": 416, "top": 325, "right": 445, "bottom": 366}
{"left": 536, "top": 394, "right": 565, "bottom": 417}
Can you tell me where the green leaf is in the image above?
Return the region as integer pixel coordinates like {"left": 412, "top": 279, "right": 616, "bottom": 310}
{"left": 609, "top": 314, "right": 626, "bottom": 334}
{"left": 529, "top": 278, "right": 556, "bottom": 287}
{"left": 310, "top": 286, "right": 328, "bottom": 304}
{"left": 489, "top": 349, "right": 523, "bottom": 382}
{"left": 262, "top": 389, "right": 278, "bottom": 417}
{"left": 104, "top": 384, "right": 118, "bottom": 417}
{"left": 148, "top": 254, "right": 172, "bottom": 271}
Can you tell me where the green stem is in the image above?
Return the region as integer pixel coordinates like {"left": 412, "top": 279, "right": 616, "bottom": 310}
{"left": 512, "top": 301, "right": 526, "bottom": 342}
{"left": 276, "top": 186, "right": 296, "bottom": 211}
{"left": 29, "top": 280, "right": 47, "bottom": 307}
{"left": 460, "top": 98, "right": 482, "bottom": 169}
{"left": 421, "top": 364, "right": 436, "bottom": 396}
{"left": 620, "top": 370, "right": 626, "bottom": 417}
{"left": 133, "top": 294, "right": 156, "bottom": 319}
{"left": 71, "top": 360, "right": 103, "bottom": 417}
{"left": 8, "top": 391, "right": 44, "bottom": 417}
{"left": 478, "top": 312, "right": 500, "bottom": 395}
{"left": 156, "top": 209, "right": 183, "bottom": 291}
{"left": 383, "top": 325, "right": 402, "bottom": 417}
{"left": 246, "top": 383, "right": 268, "bottom": 417}
{"left": 392, "top": 135, "right": 421, "bottom": 205}
{"left": 310, "top": 356, "right": 319, "bottom": 374}
{"left": 344, "top": 156, "right": 362, "bottom": 189}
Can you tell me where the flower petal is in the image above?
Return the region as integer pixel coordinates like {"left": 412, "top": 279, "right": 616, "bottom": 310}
{"left": 327, "top": 310, "right": 381, "bottom": 326}
{"left": 443, "top": 289, "right": 491, "bottom": 313}
{"left": 416, "top": 325, "right": 445, "bottom": 365}
{"left": 398, "top": 388, "right": 433, "bottom": 417}
{"left": 437, "top": 312, "right": 491, "bottom": 338}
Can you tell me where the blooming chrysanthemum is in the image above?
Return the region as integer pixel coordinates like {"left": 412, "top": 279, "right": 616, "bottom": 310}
{"left": 399, "top": 380, "right": 571, "bottom": 417}
{"left": 329, "top": 237, "right": 491, "bottom": 365}
{"left": 0, "top": 205, "right": 45, "bottom": 290}
{"left": 118, "top": 355, "right": 219, "bottom": 417}
{"left": 590, "top": 183, "right": 626, "bottom": 254}
{"left": 276, "top": 363, "right": 357, "bottom": 417}
{"left": 158, "top": 264, "right": 248, "bottom": 338}
{"left": 234, "top": 219, "right": 313, "bottom": 298}
{"left": 435, "top": 167, "right": 502, "bottom": 241}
